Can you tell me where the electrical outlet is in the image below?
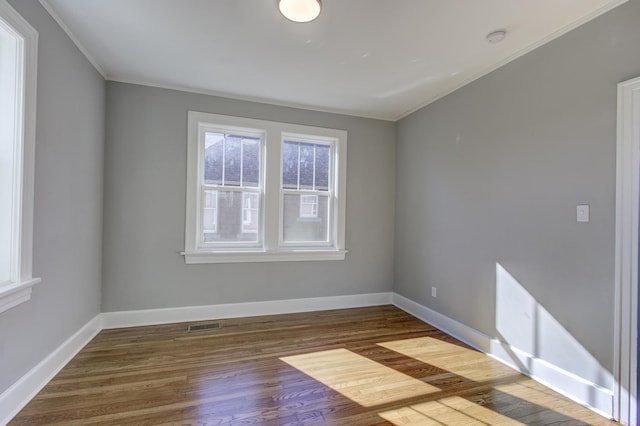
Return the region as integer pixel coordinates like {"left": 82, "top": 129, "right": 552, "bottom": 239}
{"left": 431, "top": 287, "right": 437, "bottom": 298}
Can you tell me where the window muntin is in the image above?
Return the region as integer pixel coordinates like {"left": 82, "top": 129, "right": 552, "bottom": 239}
{"left": 184, "top": 111, "right": 347, "bottom": 263}
{"left": 199, "top": 129, "right": 263, "bottom": 248}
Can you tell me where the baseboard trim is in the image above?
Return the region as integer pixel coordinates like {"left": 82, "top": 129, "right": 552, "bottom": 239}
{"left": 101, "top": 292, "right": 393, "bottom": 329}
{"left": 1, "top": 292, "right": 613, "bottom": 424}
{"left": 0, "top": 292, "right": 392, "bottom": 424}
{"left": 0, "top": 315, "right": 102, "bottom": 425}
{"left": 392, "top": 292, "right": 614, "bottom": 419}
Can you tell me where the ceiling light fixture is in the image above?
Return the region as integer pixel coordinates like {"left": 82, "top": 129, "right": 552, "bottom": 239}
{"left": 278, "top": 0, "right": 322, "bottom": 23}
{"left": 486, "top": 29, "right": 507, "bottom": 44}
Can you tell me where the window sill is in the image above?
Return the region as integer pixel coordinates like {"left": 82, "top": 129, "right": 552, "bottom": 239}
{"left": 0, "top": 277, "right": 41, "bottom": 314}
{"left": 182, "top": 249, "right": 347, "bottom": 264}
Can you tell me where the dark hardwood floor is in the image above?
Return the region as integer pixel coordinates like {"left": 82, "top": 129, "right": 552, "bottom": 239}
{"left": 9, "top": 305, "right": 617, "bottom": 425}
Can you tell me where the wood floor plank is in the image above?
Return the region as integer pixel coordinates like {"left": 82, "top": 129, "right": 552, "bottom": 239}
{"left": 8, "top": 306, "right": 618, "bottom": 425}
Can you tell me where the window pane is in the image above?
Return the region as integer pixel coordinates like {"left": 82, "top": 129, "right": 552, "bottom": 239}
{"left": 299, "top": 143, "right": 314, "bottom": 190}
{"left": 282, "top": 140, "right": 331, "bottom": 191}
{"left": 204, "top": 132, "right": 224, "bottom": 184}
{"left": 315, "top": 145, "right": 330, "bottom": 191}
{"left": 299, "top": 194, "right": 318, "bottom": 218}
{"left": 242, "top": 137, "right": 260, "bottom": 187}
{"left": 282, "top": 141, "right": 298, "bottom": 189}
{"left": 202, "top": 191, "right": 259, "bottom": 243}
{"left": 283, "top": 194, "right": 329, "bottom": 243}
{"left": 242, "top": 192, "right": 259, "bottom": 233}
{"left": 224, "top": 135, "right": 241, "bottom": 186}
{"left": 202, "top": 190, "right": 217, "bottom": 234}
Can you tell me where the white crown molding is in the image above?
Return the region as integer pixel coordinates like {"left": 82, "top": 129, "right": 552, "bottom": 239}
{"left": 0, "top": 315, "right": 102, "bottom": 425}
{"left": 392, "top": 293, "right": 615, "bottom": 420}
{"left": 108, "top": 77, "right": 394, "bottom": 121}
{"left": 38, "top": 0, "right": 107, "bottom": 78}
{"left": 395, "top": 0, "right": 629, "bottom": 120}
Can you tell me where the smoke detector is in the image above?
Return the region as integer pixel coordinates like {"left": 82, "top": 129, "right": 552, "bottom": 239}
{"left": 486, "top": 29, "right": 507, "bottom": 44}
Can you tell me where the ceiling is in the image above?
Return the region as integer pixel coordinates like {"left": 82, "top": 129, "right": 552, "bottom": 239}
{"left": 41, "top": 0, "right": 625, "bottom": 121}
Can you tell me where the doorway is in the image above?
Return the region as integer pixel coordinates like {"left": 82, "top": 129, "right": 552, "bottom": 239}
{"left": 615, "top": 76, "right": 640, "bottom": 425}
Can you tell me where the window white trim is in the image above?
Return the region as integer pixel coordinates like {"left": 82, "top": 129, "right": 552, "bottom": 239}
{"left": 184, "top": 111, "right": 347, "bottom": 264}
{"left": 613, "top": 76, "right": 640, "bottom": 425}
{"left": 0, "top": 0, "right": 40, "bottom": 314}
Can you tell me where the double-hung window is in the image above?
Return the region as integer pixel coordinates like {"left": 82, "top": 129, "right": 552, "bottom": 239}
{"left": 200, "top": 129, "right": 263, "bottom": 248}
{"left": 0, "top": 0, "right": 39, "bottom": 314}
{"left": 184, "top": 112, "right": 347, "bottom": 263}
{"left": 281, "top": 137, "right": 332, "bottom": 245}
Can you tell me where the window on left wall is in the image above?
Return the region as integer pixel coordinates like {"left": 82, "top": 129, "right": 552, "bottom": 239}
{"left": 0, "top": 0, "right": 39, "bottom": 314}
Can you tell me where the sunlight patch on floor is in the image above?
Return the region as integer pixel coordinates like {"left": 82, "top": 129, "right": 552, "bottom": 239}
{"left": 379, "top": 396, "right": 526, "bottom": 425}
{"left": 280, "top": 348, "right": 439, "bottom": 407}
{"left": 378, "top": 337, "right": 519, "bottom": 382}
{"left": 495, "top": 379, "right": 614, "bottom": 425}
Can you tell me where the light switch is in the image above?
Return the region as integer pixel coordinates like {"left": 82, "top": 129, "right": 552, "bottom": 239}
{"left": 577, "top": 205, "right": 589, "bottom": 223}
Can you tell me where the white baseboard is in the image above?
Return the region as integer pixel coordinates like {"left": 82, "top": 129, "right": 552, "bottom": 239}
{"left": 0, "top": 315, "right": 102, "bottom": 425}
{"left": 1, "top": 292, "right": 613, "bottom": 424}
{"left": 392, "top": 292, "right": 614, "bottom": 419}
{"left": 101, "top": 292, "right": 393, "bottom": 329}
{"left": 0, "top": 292, "right": 392, "bottom": 424}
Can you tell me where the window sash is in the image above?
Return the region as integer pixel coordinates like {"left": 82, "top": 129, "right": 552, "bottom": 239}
{"left": 280, "top": 190, "right": 333, "bottom": 247}
{"left": 198, "top": 186, "right": 262, "bottom": 249}
{"left": 280, "top": 136, "right": 336, "bottom": 248}
{"left": 197, "top": 123, "right": 264, "bottom": 249}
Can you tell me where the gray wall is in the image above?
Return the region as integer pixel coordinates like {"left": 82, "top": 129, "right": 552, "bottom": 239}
{"left": 395, "top": 0, "right": 640, "bottom": 380}
{"left": 0, "top": 1, "right": 104, "bottom": 393}
{"left": 102, "top": 82, "right": 395, "bottom": 311}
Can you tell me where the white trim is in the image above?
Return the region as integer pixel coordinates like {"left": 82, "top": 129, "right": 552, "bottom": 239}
{"left": 110, "top": 77, "right": 394, "bottom": 121}
{"left": 182, "top": 249, "right": 347, "bottom": 264}
{"left": 0, "top": 315, "right": 102, "bottom": 425}
{"left": 392, "top": 293, "right": 615, "bottom": 419}
{"left": 0, "top": 278, "right": 40, "bottom": 313}
{"left": 614, "top": 75, "right": 640, "bottom": 425}
{"left": 101, "top": 292, "right": 391, "bottom": 329}
{"left": 0, "top": 0, "right": 40, "bottom": 314}
{"left": 395, "top": 0, "right": 628, "bottom": 120}
{"left": 2, "top": 292, "right": 617, "bottom": 424}
{"left": 185, "top": 111, "right": 347, "bottom": 264}
{"left": 0, "top": 293, "right": 390, "bottom": 424}
{"left": 38, "top": 0, "right": 107, "bottom": 78}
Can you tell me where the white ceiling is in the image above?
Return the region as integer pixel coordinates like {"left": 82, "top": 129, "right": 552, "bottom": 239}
{"left": 41, "top": 0, "right": 625, "bottom": 121}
